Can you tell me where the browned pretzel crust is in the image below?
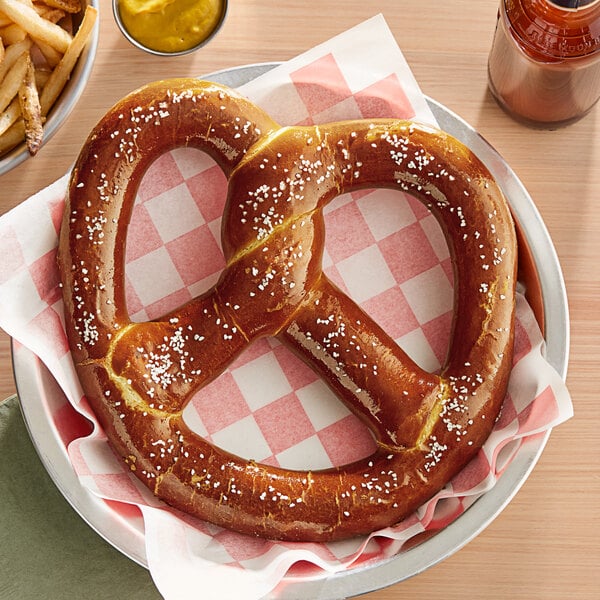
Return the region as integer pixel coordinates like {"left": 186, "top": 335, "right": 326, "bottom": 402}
{"left": 58, "top": 79, "right": 517, "bottom": 542}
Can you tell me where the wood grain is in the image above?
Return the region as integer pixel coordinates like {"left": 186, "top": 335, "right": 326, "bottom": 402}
{"left": 1, "top": 1, "right": 598, "bottom": 598}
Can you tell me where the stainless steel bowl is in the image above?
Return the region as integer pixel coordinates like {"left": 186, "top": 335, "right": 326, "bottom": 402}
{"left": 112, "top": 0, "right": 228, "bottom": 57}
{"left": 14, "top": 63, "right": 570, "bottom": 600}
{"left": 0, "top": 0, "right": 99, "bottom": 177}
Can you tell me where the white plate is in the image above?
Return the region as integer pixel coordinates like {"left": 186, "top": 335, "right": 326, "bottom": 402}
{"left": 14, "top": 64, "right": 569, "bottom": 599}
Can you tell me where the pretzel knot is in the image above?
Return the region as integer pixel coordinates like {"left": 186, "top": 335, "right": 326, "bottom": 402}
{"left": 58, "top": 79, "right": 517, "bottom": 542}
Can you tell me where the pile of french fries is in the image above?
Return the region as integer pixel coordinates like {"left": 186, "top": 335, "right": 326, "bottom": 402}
{"left": 0, "top": 0, "right": 97, "bottom": 159}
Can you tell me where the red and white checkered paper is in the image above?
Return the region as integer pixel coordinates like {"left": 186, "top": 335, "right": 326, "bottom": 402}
{"left": 0, "top": 15, "right": 573, "bottom": 600}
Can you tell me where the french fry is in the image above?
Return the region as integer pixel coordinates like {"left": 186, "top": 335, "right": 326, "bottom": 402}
{"left": 36, "top": 37, "right": 63, "bottom": 67}
{"left": 33, "top": 66, "right": 50, "bottom": 88}
{"left": 34, "top": 7, "right": 66, "bottom": 24}
{"left": 0, "top": 37, "right": 31, "bottom": 82}
{"left": 36, "top": 42, "right": 63, "bottom": 68}
{"left": 0, "top": 22, "right": 28, "bottom": 44}
{"left": 40, "top": 4, "right": 96, "bottom": 115}
{"left": 18, "top": 51, "right": 42, "bottom": 154}
{"left": 0, "top": 50, "right": 27, "bottom": 112}
{"left": 0, "top": 12, "right": 12, "bottom": 27}
{"left": 0, "top": 37, "right": 4, "bottom": 66}
{"left": 0, "top": 117, "right": 24, "bottom": 154}
{"left": 0, "top": 0, "right": 72, "bottom": 53}
{"left": 37, "top": 0, "right": 80, "bottom": 14}
{"left": 31, "top": 0, "right": 65, "bottom": 66}
{"left": 0, "top": 95, "right": 20, "bottom": 136}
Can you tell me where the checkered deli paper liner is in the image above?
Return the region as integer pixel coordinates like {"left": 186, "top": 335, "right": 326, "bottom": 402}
{"left": 0, "top": 14, "right": 573, "bottom": 600}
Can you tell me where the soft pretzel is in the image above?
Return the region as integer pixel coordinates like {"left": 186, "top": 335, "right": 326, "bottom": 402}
{"left": 58, "top": 79, "right": 517, "bottom": 542}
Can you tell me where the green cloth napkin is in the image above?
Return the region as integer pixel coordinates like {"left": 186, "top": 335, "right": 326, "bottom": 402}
{"left": 0, "top": 395, "right": 162, "bottom": 599}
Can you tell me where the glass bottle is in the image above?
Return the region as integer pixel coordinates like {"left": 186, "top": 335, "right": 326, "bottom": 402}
{"left": 487, "top": 0, "right": 600, "bottom": 127}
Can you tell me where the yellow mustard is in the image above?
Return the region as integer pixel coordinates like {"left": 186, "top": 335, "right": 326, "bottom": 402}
{"left": 118, "top": 0, "right": 224, "bottom": 53}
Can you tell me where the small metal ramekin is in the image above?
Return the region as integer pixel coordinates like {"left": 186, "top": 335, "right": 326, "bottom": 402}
{"left": 112, "top": 0, "right": 228, "bottom": 57}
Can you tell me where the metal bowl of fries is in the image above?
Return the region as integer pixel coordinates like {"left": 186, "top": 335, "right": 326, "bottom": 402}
{"left": 0, "top": 0, "right": 99, "bottom": 176}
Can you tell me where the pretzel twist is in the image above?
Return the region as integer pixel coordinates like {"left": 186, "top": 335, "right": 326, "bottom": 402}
{"left": 58, "top": 79, "right": 517, "bottom": 542}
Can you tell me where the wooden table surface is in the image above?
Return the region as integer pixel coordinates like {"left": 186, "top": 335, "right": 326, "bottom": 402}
{"left": 1, "top": 1, "right": 598, "bottom": 598}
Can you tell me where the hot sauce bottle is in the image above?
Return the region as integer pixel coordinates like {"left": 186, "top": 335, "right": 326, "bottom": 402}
{"left": 488, "top": 0, "right": 600, "bottom": 127}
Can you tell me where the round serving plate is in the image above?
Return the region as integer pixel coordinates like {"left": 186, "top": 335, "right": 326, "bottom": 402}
{"left": 14, "top": 63, "right": 569, "bottom": 599}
